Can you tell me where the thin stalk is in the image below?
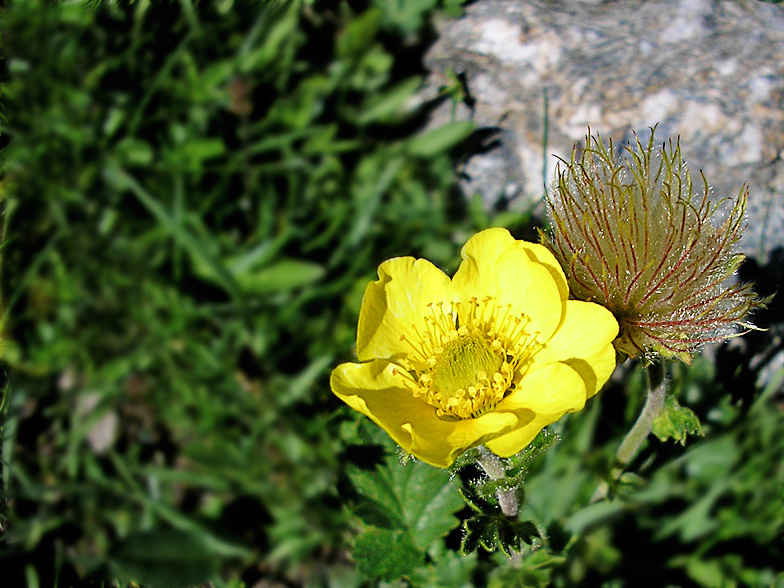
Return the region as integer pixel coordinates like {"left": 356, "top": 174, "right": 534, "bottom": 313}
{"left": 593, "top": 361, "right": 667, "bottom": 501}
{"left": 476, "top": 446, "right": 518, "bottom": 517}
{"left": 615, "top": 362, "right": 666, "bottom": 471}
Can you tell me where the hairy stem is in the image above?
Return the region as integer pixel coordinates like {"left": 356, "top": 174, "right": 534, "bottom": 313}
{"left": 615, "top": 362, "right": 666, "bottom": 471}
{"left": 593, "top": 362, "right": 667, "bottom": 501}
{"left": 476, "top": 446, "right": 518, "bottom": 517}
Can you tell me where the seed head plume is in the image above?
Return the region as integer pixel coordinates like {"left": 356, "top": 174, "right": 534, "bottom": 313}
{"left": 541, "top": 128, "right": 764, "bottom": 363}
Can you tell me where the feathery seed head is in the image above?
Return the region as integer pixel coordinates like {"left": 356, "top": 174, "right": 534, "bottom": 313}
{"left": 541, "top": 129, "right": 764, "bottom": 363}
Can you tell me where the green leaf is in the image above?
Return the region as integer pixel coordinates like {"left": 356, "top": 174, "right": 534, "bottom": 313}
{"left": 505, "top": 428, "right": 560, "bottom": 475}
{"left": 109, "top": 529, "right": 221, "bottom": 588}
{"left": 461, "top": 514, "right": 540, "bottom": 556}
{"left": 238, "top": 3, "right": 299, "bottom": 75}
{"left": 406, "top": 121, "right": 474, "bottom": 157}
{"left": 372, "top": 0, "right": 438, "bottom": 35}
{"left": 500, "top": 520, "right": 539, "bottom": 553}
{"left": 356, "top": 76, "right": 420, "bottom": 125}
{"left": 404, "top": 463, "right": 465, "bottom": 550}
{"left": 564, "top": 500, "right": 628, "bottom": 536}
{"left": 412, "top": 541, "right": 477, "bottom": 588}
{"left": 652, "top": 395, "right": 703, "bottom": 445}
{"left": 346, "top": 443, "right": 464, "bottom": 580}
{"left": 354, "top": 527, "right": 422, "bottom": 581}
{"left": 182, "top": 138, "right": 226, "bottom": 166}
{"left": 488, "top": 548, "right": 563, "bottom": 588}
{"left": 336, "top": 8, "right": 382, "bottom": 58}
{"left": 348, "top": 467, "right": 404, "bottom": 529}
{"left": 237, "top": 258, "right": 325, "bottom": 294}
{"left": 461, "top": 515, "right": 491, "bottom": 555}
{"left": 115, "top": 138, "right": 154, "bottom": 167}
{"left": 684, "top": 556, "right": 732, "bottom": 588}
{"left": 654, "top": 482, "right": 726, "bottom": 542}
{"left": 347, "top": 457, "right": 464, "bottom": 550}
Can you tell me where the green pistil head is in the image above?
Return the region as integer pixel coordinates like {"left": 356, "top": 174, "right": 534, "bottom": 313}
{"left": 432, "top": 333, "right": 502, "bottom": 399}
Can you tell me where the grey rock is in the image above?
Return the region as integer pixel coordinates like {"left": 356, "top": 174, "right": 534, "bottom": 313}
{"left": 424, "top": 0, "right": 784, "bottom": 261}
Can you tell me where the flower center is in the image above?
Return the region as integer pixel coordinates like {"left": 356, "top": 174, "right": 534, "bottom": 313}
{"left": 431, "top": 333, "right": 502, "bottom": 400}
{"left": 395, "top": 297, "right": 540, "bottom": 420}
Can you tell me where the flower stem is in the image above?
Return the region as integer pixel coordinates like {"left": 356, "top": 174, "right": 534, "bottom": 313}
{"left": 615, "top": 362, "right": 666, "bottom": 471}
{"left": 592, "top": 361, "right": 667, "bottom": 501}
{"left": 476, "top": 446, "right": 518, "bottom": 517}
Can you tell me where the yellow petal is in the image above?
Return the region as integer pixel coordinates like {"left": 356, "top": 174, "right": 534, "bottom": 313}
{"left": 451, "top": 227, "right": 516, "bottom": 300}
{"left": 517, "top": 242, "right": 569, "bottom": 302}
{"left": 493, "top": 246, "right": 566, "bottom": 342}
{"left": 496, "top": 361, "right": 587, "bottom": 414}
{"left": 356, "top": 257, "right": 454, "bottom": 362}
{"left": 331, "top": 360, "right": 519, "bottom": 468}
{"left": 533, "top": 300, "right": 619, "bottom": 397}
{"left": 486, "top": 362, "right": 587, "bottom": 456}
{"left": 452, "top": 229, "right": 566, "bottom": 342}
{"left": 485, "top": 413, "right": 561, "bottom": 457}
{"left": 331, "top": 360, "right": 431, "bottom": 451}
{"left": 403, "top": 410, "right": 519, "bottom": 468}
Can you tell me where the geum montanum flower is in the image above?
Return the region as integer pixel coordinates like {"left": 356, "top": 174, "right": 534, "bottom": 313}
{"left": 541, "top": 130, "right": 764, "bottom": 363}
{"left": 331, "top": 228, "right": 618, "bottom": 468}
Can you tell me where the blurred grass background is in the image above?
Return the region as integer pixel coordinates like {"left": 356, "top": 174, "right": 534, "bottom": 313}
{"left": 0, "top": 1, "right": 782, "bottom": 587}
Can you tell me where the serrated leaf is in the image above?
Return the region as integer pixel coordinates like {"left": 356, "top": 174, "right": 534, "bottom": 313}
{"left": 499, "top": 519, "right": 540, "bottom": 554}
{"left": 404, "top": 466, "right": 465, "bottom": 550}
{"left": 515, "top": 520, "right": 540, "bottom": 545}
{"left": 347, "top": 456, "right": 464, "bottom": 550}
{"left": 458, "top": 484, "right": 497, "bottom": 514}
{"left": 354, "top": 528, "right": 423, "bottom": 581}
{"left": 461, "top": 515, "right": 496, "bottom": 554}
{"left": 413, "top": 541, "right": 478, "bottom": 588}
{"left": 495, "top": 520, "right": 520, "bottom": 555}
{"left": 461, "top": 514, "right": 540, "bottom": 556}
{"left": 347, "top": 466, "right": 404, "bottom": 529}
{"left": 652, "top": 395, "right": 703, "bottom": 445}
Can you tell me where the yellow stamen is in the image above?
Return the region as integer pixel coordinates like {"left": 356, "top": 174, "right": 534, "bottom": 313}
{"left": 393, "top": 296, "right": 538, "bottom": 420}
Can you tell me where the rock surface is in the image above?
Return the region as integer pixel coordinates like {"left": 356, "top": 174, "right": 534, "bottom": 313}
{"left": 424, "top": 0, "right": 784, "bottom": 261}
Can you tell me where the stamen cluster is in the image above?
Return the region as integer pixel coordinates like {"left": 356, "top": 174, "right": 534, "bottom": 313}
{"left": 541, "top": 130, "right": 763, "bottom": 362}
{"left": 395, "top": 297, "right": 535, "bottom": 419}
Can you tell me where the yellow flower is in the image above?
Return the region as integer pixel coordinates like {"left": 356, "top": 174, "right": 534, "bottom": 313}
{"left": 331, "top": 228, "right": 619, "bottom": 468}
